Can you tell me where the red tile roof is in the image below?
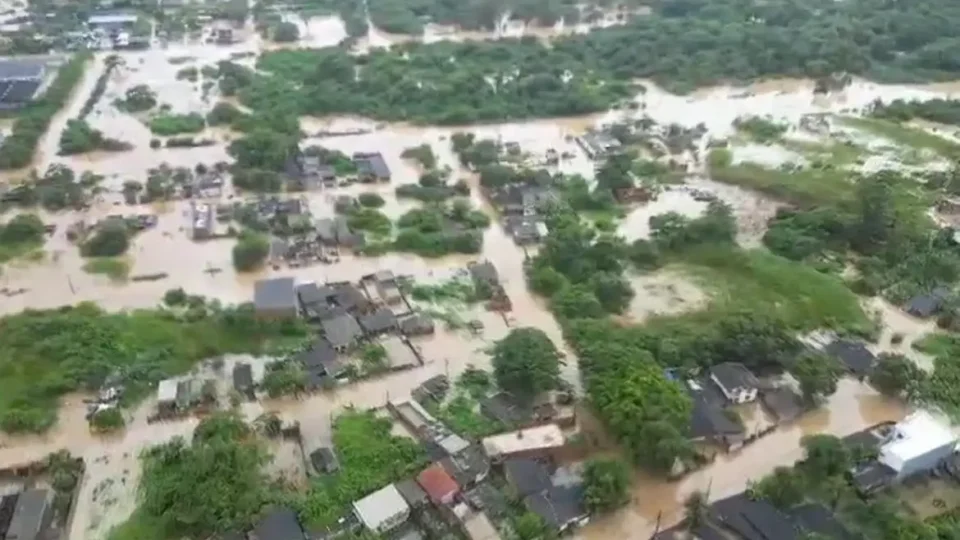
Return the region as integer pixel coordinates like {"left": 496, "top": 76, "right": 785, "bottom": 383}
{"left": 416, "top": 463, "right": 460, "bottom": 504}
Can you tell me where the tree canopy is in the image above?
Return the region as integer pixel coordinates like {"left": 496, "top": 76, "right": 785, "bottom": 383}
{"left": 491, "top": 328, "right": 562, "bottom": 398}
{"left": 582, "top": 457, "right": 631, "bottom": 513}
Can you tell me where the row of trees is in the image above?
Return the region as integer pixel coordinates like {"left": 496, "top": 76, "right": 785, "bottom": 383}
{"left": 58, "top": 119, "right": 132, "bottom": 155}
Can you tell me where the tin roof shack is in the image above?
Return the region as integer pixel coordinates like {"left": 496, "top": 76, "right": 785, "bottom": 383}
{"left": 353, "top": 152, "right": 391, "bottom": 182}
{"left": 251, "top": 506, "right": 305, "bottom": 540}
{"left": 709, "top": 492, "right": 799, "bottom": 540}
{"left": 482, "top": 424, "right": 566, "bottom": 462}
{"left": 877, "top": 411, "right": 957, "bottom": 479}
{"left": 709, "top": 362, "right": 759, "bottom": 404}
{"left": 412, "top": 375, "right": 450, "bottom": 404}
{"left": 353, "top": 485, "right": 410, "bottom": 533}
{"left": 254, "top": 277, "right": 299, "bottom": 318}
{"left": 321, "top": 313, "right": 362, "bottom": 351}
{"left": 417, "top": 464, "right": 460, "bottom": 505}
{"left": 5, "top": 489, "right": 51, "bottom": 540}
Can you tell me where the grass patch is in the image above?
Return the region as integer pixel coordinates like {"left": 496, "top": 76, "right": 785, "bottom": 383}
{"left": 0, "top": 243, "right": 43, "bottom": 265}
{"left": 780, "top": 138, "right": 866, "bottom": 167}
{"left": 669, "top": 247, "right": 870, "bottom": 332}
{"left": 409, "top": 277, "right": 480, "bottom": 304}
{"left": 838, "top": 116, "right": 960, "bottom": 159}
{"left": 82, "top": 257, "right": 130, "bottom": 282}
{"left": 149, "top": 113, "right": 206, "bottom": 136}
{"left": 913, "top": 333, "right": 957, "bottom": 357}
{"left": 424, "top": 394, "right": 505, "bottom": 440}
{"left": 708, "top": 149, "right": 855, "bottom": 206}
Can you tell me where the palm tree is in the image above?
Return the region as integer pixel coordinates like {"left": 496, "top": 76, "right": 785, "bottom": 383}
{"left": 684, "top": 490, "right": 708, "bottom": 530}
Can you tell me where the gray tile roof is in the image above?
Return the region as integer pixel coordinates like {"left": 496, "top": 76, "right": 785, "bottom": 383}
{"left": 6, "top": 489, "right": 50, "bottom": 540}
{"left": 322, "top": 313, "right": 362, "bottom": 348}
{"left": 254, "top": 277, "right": 297, "bottom": 312}
{"left": 252, "top": 506, "right": 305, "bottom": 540}
{"left": 504, "top": 458, "right": 551, "bottom": 496}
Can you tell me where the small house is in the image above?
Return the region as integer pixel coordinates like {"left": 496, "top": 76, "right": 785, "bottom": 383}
{"left": 353, "top": 485, "right": 410, "bottom": 533}
{"left": 440, "top": 445, "right": 490, "bottom": 488}
{"left": 309, "top": 447, "right": 340, "bottom": 475}
{"left": 374, "top": 270, "right": 403, "bottom": 304}
{"left": 157, "top": 378, "right": 178, "bottom": 415}
{"left": 906, "top": 287, "right": 951, "bottom": 318}
{"left": 417, "top": 463, "right": 460, "bottom": 505}
{"left": 468, "top": 261, "right": 499, "bottom": 288}
{"left": 394, "top": 478, "right": 429, "bottom": 509}
{"left": 688, "top": 384, "right": 745, "bottom": 451}
{"left": 353, "top": 152, "right": 391, "bottom": 182}
{"left": 254, "top": 277, "right": 299, "bottom": 318}
{"left": 232, "top": 363, "right": 254, "bottom": 400}
{"left": 709, "top": 363, "right": 759, "bottom": 404}
{"left": 321, "top": 313, "right": 362, "bottom": 351}
{"left": 877, "top": 411, "right": 957, "bottom": 479}
{"left": 760, "top": 387, "right": 804, "bottom": 424}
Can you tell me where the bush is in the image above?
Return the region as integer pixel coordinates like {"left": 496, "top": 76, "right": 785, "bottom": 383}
{"left": 81, "top": 223, "right": 130, "bottom": 257}
{"left": 82, "top": 257, "right": 130, "bottom": 282}
{"left": 89, "top": 408, "right": 125, "bottom": 432}
{"left": 149, "top": 113, "right": 206, "bottom": 136}
{"left": 272, "top": 21, "right": 300, "bottom": 42}
{"left": 115, "top": 84, "right": 157, "bottom": 112}
{"left": 357, "top": 192, "right": 385, "bottom": 208}
{"left": 232, "top": 231, "right": 269, "bottom": 271}
{"left": 206, "top": 102, "right": 246, "bottom": 126}
{"left": 58, "top": 119, "right": 131, "bottom": 155}
{"left": 0, "top": 213, "right": 44, "bottom": 245}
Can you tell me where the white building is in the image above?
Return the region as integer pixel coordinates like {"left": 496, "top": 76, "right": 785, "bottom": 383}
{"left": 352, "top": 484, "right": 410, "bottom": 533}
{"left": 709, "top": 362, "right": 759, "bottom": 404}
{"left": 879, "top": 411, "right": 957, "bottom": 479}
{"left": 482, "top": 424, "right": 565, "bottom": 461}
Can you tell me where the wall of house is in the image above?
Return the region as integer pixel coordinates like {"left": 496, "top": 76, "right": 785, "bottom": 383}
{"left": 896, "top": 441, "right": 958, "bottom": 478}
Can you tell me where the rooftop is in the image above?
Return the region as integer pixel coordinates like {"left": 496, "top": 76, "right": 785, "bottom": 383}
{"left": 880, "top": 411, "right": 957, "bottom": 473}
{"left": 394, "top": 478, "right": 429, "bottom": 507}
{"left": 353, "top": 484, "right": 409, "bottom": 531}
{"left": 824, "top": 339, "right": 876, "bottom": 376}
{"left": 710, "top": 362, "right": 759, "bottom": 391}
{"left": 523, "top": 484, "right": 586, "bottom": 530}
{"left": 6, "top": 489, "right": 49, "bottom": 540}
{"left": 482, "top": 424, "right": 564, "bottom": 459}
{"left": 232, "top": 363, "right": 253, "bottom": 391}
{"left": 0, "top": 59, "right": 43, "bottom": 80}
{"left": 157, "top": 378, "right": 178, "bottom": 402}
{"left": 254, "top": 277, "right": 297, "bottom": 312}
{"left": 359, "top": 307, "right": 398, "bottom": 334}
{"left": 354, "top": 152, "right": 391, "bottom": 178}
{"left": 504, "top": 458, "right": 552, "bottom": 496}
{"left": 417, "top": 463, "right": 460, "bottom": 504}
{"left": 710, "top": 492, "right": 798, "bottom": 540}
{"left": 322, "top": 313, "right": 362, "bottom": 348}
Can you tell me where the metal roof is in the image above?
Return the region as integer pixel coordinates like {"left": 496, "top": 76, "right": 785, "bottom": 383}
{"left": 254, "top": 277, "right": 297, "bottom": 312}
{"left": 321, "top": 313, "right": 362, "bottom": 348}
{"left": 6, "top": 489, "right": 50, "bottom": 540}
{"left": 252, "top": 506, "right": 304, "bottom": 540}
{"left": 157, "top": 378, "right": 178, "bottom": 403}
{"left": 0, "top": 59, "right": 44, "bottom": 80}
{"left": 352, "top": 484, "right": 409, "bottom": 531}
{"left": 416, "top": 463, "right": 459, "bottom": 503}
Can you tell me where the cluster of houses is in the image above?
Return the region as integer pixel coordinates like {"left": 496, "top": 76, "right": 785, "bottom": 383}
{"left": 485, "top": 184, "right": 556, "bottom": 246}
{"left": 289, "top": 151, "right": 392, "bottom": 189}
{"left": 251, "top": 272, "right": 434, "bottom": 388}
{"left": 657, "top": 410, "right": 960, "bottom": 540}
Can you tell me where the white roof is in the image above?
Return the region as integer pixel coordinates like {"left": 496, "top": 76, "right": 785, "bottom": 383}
{"left": 157, "top": 378, "right": 178, "bottom": 402}
{"left": 438, "top": 433, "right": 470, "bottom": 455}
{"left": 879, "top": 411, "right": 957, "bottom": 472}
{"left": 352, "top": 484, "right": 409, "bottom": 530}
{"left": 88, "top": 13, "right": 137, "bottom": 24}
{"left": 482, "top": 424, "right": 564, "bottom": 458}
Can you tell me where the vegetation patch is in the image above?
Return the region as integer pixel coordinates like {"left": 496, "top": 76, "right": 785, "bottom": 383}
{"left": 149, "top": 113, "right": 206, "bottom": 136}
{"left": 82, "top": 256, "right": 131, "bottom": 282}
{"left": 0, "top": 213, "right": 46, "bottom": 265}
{"left": 0, "top": 299, "right": 307, "bottom": 433}
{"left": 838, "top": 115, "right": 960, "bottom": 159}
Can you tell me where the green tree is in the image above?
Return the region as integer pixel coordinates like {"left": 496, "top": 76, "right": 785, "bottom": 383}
{"left": 272, "top": 21, "right": 300, "bottom": 42}
{"left": 792, "top": 353, "right": 843, "bottom": 402}
{"left": 590, "top": 271, "right": 634, "bottom": 314}
{"left": 228, "top": 130, "right": 298, "bottom": 172}
{"left": 491, "top": 328, "right": 561, "bottom": 399}
{"left": 0, "top": 213, "right": 45, "bottom": 245}
{"left": 582, "top": 458, "right": 630, "bottom": 513}
{"left": 551, "top": 283, "right": 605, "bottom": 320}
{"left": 232, "top": 231, "right": 269, "bottom": 272}
{"left": 89, "top": 408, "right": 124, "bottom": 433}
{"left": 361, "top": 343, "right": 388, "bottom": 373}
{"left": 357, "top": 192, "right": 386, "bottom": 208}
{"left": 82, "top": 222, "right": 129, "bottom": 257}
{"left": 163, "top": 287, "right": 188, "bottom": 306}
{"left": 629, "top": 239, "right": 663, "bottom": 270}
{"left": 800, "top": 434, "right": 851, "bottom": 478}
{"left": 750, "top": 466, "right": 805, "bottom": 509}
{"left": 262, "top": 361, "right": 306, "bottom": 397}
{"left": 513, "top": 511, "right": 549, "bottom": 540}
{"left": 870, "top": 353, "right": 925, "bottom": 397}
{"left": 684, "top": 491, "right": 708, "bottom": 530}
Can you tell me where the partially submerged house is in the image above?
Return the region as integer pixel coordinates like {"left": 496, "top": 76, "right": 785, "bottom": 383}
{"left": 906, "top": 287, "right": 951, "bottom": 318}
{"left": 232, "top": 362, "right": 254, "bottom": 400}
{"left": 394, "top": 478, "right": 429, "bottom": 509}
{"left": 576, "top": 130, "right": 621, "bottom": 159}
{"left": 524, "top": 485, "right": 588, "bottom": 533}
{"left": 254, "top": 277, "right": 299, "bottom": 318}
{"left": 321, "top": 313, "right": 362, "bottom": 351}
{"left": 504, "top": 458, "right": 552, "bottom": 497}
{"left": 824, "top": 339, "right": 876, "bottom": 378}
{"left": 760, "top": 387, "right": 805, "bottom": 424}
{"left": 353, "top": 152, "right": 391, "bottom": 182}
{"left": 372, "top": 270, "right": 403, "bottom": 304}
{"left": 359, "top": 307, "right": 398, "bottom": 336}
{"left": 309, "top": 447, "right": 340, "bottom": 475}
{"left": 439, "top": 444, "right": 490, "bottom": 488}
{"left": 382, "top": 335, "right": 421, "bottom": 370}
{"left": 298, "top": 339, "right": 348, "bottom": 387}
{"left": 687, "top": 380, "right": 745, "bottom": 451}
{"left": 399, "top": 313, "right": 435, "bottom": 337}
{"left": 709, "top": 362, "right": 759, "bottom": 404}
{"left": 353, "top": 485, "right": 410, "bottom": 533}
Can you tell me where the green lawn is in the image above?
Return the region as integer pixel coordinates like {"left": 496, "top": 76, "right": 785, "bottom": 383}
{"left": 668, "top": 247, "right": 870, "bottom": 333}
{"left": 838, "top": 116, "right": 960, "bottom": 160}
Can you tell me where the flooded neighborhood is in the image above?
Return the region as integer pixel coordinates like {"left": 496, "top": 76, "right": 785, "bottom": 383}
{"left": 0, "top": 0, "right": 959, "bottom": 539}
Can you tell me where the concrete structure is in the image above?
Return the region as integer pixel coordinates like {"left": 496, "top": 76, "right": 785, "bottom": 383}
{"left": 709, "top": 363, "right": 759, "bottom": 404}
{"left": 353, "top": 485, "right": 410, "bottom": 533}
{"left": 191, "top": 202, "right": 214, "bottom": 239}
{"left": 5, "top": 489, "right": 51, "bottom": 540}
{"left": 482, "top": 424, "right": 565, "bottom": 461}
{"left": 156, "top": 378, "right": 178, "bottom": 414}
{"left": 879, "top": 411, "right": 957, "bottom": 478}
